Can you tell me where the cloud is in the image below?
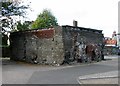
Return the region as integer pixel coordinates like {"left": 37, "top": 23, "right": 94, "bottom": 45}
{"left": 26, "top": 0, "right": 118, "bottom": 37}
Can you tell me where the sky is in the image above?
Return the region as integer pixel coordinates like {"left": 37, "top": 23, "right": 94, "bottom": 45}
{"left": 24, "top": 0, "right": 119, "bottom": 37}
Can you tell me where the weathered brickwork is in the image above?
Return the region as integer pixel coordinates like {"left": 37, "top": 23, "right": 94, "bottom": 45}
{"left": 62, "top": 26, "right": 104, "bottom": 63}
{"left": 10, "top": 26, "right": 64, "bottom": 65}
{"left": 10, "top": 25, "right": 104, "bottom": 65}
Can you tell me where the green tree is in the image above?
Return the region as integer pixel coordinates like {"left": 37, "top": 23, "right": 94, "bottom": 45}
{"left": 0, "top": 1, "right": 30, "bottom": 46}
{"left": 17, "top": 21, "right": 33, "bottom": 31}
{"left": 0, "top": 33, "right": 8, "bottom": 47}
{"left": 1, "top": 1, "right": 30, "bottom": 32}
{"left": 31, "top": 9, "right": 58, "bottom": 29}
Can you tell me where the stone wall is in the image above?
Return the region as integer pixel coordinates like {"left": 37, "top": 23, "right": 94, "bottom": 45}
{"left": 10, "top": 25, "right": 104, "bottom": 65}
{"left": 35, "top": 26, "right": 64, "bottom": 64}
{"left": 62, "top": 25, "right": 104, "bottom": 62}
{"left": 104, "top": 46, "right": 119, "bottom": 55}
{"left": 1, "top": 47, "right": 10, "bottom": 57}
{"left": 62, "top": 25, "right": 104, "bottom": 51}
{"left": 10, "top": 32, "right": 26, "bottom": 60}
{"left": 10, "top": 26, "right": 64, "bottom": 65}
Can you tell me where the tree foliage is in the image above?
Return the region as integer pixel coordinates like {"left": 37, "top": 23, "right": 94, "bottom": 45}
{"left": 17, "top": 21, "right": 33, "bottom": 31}
{"left": 0, "top": 0, "right": 30, "bottom": 46}
{"left": 1, "top": 1, "right": 28, "bottom": 17}
{"left": 0, "top": 33, "right": 8, "bottom": 47}
{"left": 31, "top": 9, "right": 58, "bottom": 29}
{"left": 1, "top": 1, "right": 30, "bottom": 33}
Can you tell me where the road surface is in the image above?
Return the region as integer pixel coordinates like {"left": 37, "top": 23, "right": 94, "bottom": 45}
{"left": 1, "top": 55, "right": 119, "bottom": 84}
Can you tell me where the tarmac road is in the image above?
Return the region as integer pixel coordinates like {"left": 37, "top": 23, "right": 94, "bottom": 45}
{"left": 1, "top": 55, "right": 119, "bottom": 84}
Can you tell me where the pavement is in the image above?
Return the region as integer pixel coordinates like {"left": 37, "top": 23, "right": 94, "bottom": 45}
{"left": 1, "top": 55, "right": 119, "bottom": 85}
{"left": 78, "top": 71, "right": 118, "bottom": 84}
{"left": 78, "top": 55, "right": 119, "bottom": 85}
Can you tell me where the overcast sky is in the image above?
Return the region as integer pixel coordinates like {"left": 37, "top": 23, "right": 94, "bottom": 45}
{"left": 25, "top": 0, "right": 119, "bottom": 37}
